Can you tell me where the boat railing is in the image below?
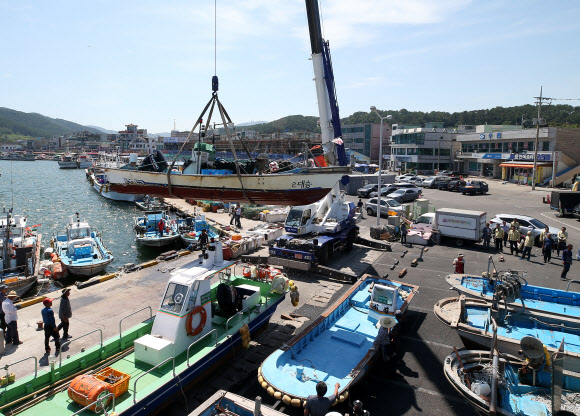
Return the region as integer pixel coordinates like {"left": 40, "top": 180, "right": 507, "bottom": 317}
{"left": 133, "top": 356, "right": 175, "bottom": 404}
{"left": 186, "top": 329, "right": 218, "bottom": 366}
{"left": 225, "top": 305, "right": 255, "bottom": 338}
{"left": 60, "top": 329, "right": 103, "bottom": 368}
{"left": 489, "top": 317, "right": 498, "bottom": 355}
{"left": 566, "top": 280, "right": 580, "bottom": 292}
{"left": 119, "top": 306, "right": 153, "bottom": 340}
{"left": 71, "top": 392, "right": 115, "bottom": 416}
{"left": 2, "top": 356, "right": 38, "bottom": 379}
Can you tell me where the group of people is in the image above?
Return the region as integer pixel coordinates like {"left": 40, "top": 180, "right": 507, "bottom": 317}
{"left": 0, "top": 285, "right": 72, "bottom": 353}
{"left": 229, "top": 203, "right": 242, "bottom": 229}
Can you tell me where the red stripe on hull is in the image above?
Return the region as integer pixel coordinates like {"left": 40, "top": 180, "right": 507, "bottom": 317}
{"left": 109, "top": 184, "right": 331, "bottom": 205}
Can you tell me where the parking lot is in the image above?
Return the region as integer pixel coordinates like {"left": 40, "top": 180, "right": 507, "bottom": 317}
{"left": 169, "top": 180, "right": 579, "bottom": 415}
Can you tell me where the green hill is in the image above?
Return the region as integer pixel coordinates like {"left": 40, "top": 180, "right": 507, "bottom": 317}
{"left": 0, "top": 107, "right": 102, "bottom": 140}
{"left": 240, "top": 115, "right": 320, "bottom": 134}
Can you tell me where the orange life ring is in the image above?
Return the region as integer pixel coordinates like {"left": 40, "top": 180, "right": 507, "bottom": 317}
{"left": 185, "top": 306, "right": 207, "bottom": 336}
{"left": 243, "top": 267, "right": 251, "bottom": 277}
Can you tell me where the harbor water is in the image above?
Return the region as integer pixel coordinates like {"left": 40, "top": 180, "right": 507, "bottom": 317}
{"left": 0, "top": 160, "right": 181, "bottom": 290}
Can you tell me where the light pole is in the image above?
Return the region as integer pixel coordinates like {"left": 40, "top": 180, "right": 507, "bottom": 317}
{"left": 370, "top": 107, "right": 392, "bottom": 226}
{"left": 437, "top": 136, "right": 442, "bottom": 173}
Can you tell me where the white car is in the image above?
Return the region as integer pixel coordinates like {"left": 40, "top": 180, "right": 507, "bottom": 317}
{"left": 395, "top": 173, "right": 416, "bottom": 183}
{"left": 489, "top": 214, "right": 560, "bottom": 246}
{"left": 365, "top": 198, "right": 403, "bottom": 217}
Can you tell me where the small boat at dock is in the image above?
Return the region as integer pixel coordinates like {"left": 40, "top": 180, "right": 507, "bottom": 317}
{"left": 0, "top": 243, "right": 291, "bottom": 415}
{"left": 258, "top": 274, "right": 418, "bottom": 407}
{"left": 0, "top": 211, "right": 41, "bottom": 296}
{"left": 133, "top": 210, "right": 181, "bottom": 247}
{"left": 76, "top": 153, "right": 93, "bottom": 169}
{"left": 58, "top": 153, "right": 78, "bottom": 169}
{"left": 51, "top": 214, "right": 114, "bottom": 277}
{"left": 192, "top": 390, "right": 287, "bottom": 416}
{"left": 134, "top": 195, "right": 167, "bottom": 211}
{"left": 178, "top": 215, "right": 219, "bottom": 249}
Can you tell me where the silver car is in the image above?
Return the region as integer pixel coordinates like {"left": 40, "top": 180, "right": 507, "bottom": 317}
{"left": 389, "top": 188, "right": 422, "bottom": 203}
{"left": 365, "top": 198, "right": 403, "bottom": 217}
{"left": 489, "top": 214, "right": 560, "bottom": 246}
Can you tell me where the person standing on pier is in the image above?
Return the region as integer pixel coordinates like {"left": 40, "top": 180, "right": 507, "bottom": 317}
{"left": 557, "top": 227, "right": 568, "bottom": 257}
{"left": 0, "top": 284, "right": 7, "bottom": 337}
{"left": 2, "top": 291, "right": 22, "bottom": 345}
{"left": 561, "top": 244, "right": 573, "bottom": 280}
{"left": 482, "top": 223, "right": 492, "bottom": 250}
{"left": 501, "top": 220, "right": 509, "bottom": 248}
{"left": 400, "top": 222, "right": 407, "bottom": 244}
{"left": 235, "top": 204, "right": 242, "bottom": 229}
{"left": 542, "top": 233, "right": 553, "bottom": 263}
{"left": 494, "top": 224, "right": 504, "bottom": 252}
{"left": 41, "top": 298, "right": 60, "bottom": 353}
{"left": 508, "top": 226, "right": 521, "bottom": 255}
{"left": 57, "top": 288, "right": 72, "bottom": 339}
{"left": 453, "top": 253, "right": 465, "bottom": 273}
{"left": 521, "top": 231, "right": 533, "bottom": 261}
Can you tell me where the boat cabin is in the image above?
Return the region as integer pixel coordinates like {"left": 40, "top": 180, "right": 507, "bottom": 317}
{"left": 368, "top": 283, "right": 404, "bottom": 322}
{"left": 136, "top": 211, "right": 168, "bottom": 233}
{"left": 134, "top": 241, "right": 264, "bottom": 366}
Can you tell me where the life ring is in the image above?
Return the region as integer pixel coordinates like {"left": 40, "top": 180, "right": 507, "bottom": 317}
{"left": 185, "top": 306, "right": 207, "bottom": 336}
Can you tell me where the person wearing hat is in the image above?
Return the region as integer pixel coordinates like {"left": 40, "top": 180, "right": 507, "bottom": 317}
{"left": 57, "top": 288, "right": 72, "bottom": 339}
{"left": 2, "top": 290, "right": 22, "bottom": 345}
{"left": 453, "top": 253, "right": 465, "bottom": 274}
{"left": 521, "top": 231, "right": 534, "bottom": 261}
{"left": 0, "top": 284, "right": 8, "bottom": 336}
{"left": 304, "top": 381, "right": 340, "bottom": 416}
{"left": 372, "top": 315, "right": 399, "bottom": 362}
{"left": 41, "top": 298, "right": 60, "bottom": 353}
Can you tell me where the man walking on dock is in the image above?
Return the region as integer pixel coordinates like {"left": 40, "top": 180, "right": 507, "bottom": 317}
{"left": 0, "top": 284, "right": 7, "bottom": 337}
{"left": 2, "top": 291, "right": 22, "bottom": 346}
{"left": 57, "top": 288, "right": 72, "bottom": 339}
{"left": 41, "top": 298, "right": 60, "bottom": 353}
{"left": 561, "top": 244, "right": 573, "bottom": 280}
{"left": 235, "top": 204, "right": 242, "bottom": 229}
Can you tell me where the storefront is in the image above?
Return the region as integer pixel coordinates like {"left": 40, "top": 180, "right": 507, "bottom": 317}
{"left": 499, "top": 161, "right": 553, "bottom": 185}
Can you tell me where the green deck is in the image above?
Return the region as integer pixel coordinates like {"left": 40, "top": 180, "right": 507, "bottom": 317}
{"left": 0, "top": 278, "right": 282, "bottom": 416}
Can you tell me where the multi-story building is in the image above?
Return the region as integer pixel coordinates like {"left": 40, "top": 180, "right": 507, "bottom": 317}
{"left": 108, "top": 124, "right": 158, "bottom": 154}
{"left": 389, "top": 122, "right": 453, "bottom": 173}
{"left": 454, "top": 125, "right": 580, "bottom": 186}
{"left": 341, "top": 123, "right": 390, "bottom": 163}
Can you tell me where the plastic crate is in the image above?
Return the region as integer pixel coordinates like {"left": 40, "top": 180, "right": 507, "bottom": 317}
{"left": 94, "top": 367, "right": 131, "bottom": 398}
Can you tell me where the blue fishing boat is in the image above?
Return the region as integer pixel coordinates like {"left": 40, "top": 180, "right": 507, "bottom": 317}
{"left": 133, "top": 210, "right": 181, "bottom": 247}
{"left": 446, "top": 271, "right": 580, "bottom": 325}
{"left": 434, "top": 295, "right": 580, "bottom": 359}
{"left": 444, "top": 346, "right": 580, "bottom": 415}
{"left": 178, "top": 215, "right": 219, "bottom": 248}
{"left": 51, "top": 213, "right": 114, "bottom": 277}
{"left": 258, "top": 274, "right": 419, "bottom": 407}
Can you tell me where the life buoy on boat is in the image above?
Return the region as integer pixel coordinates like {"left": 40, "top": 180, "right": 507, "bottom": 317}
{"left": 185, "top": 305, "right": 207, "bottom": 336}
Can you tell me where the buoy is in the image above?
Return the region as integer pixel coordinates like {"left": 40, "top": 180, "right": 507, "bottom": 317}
{"left": 0, "top": 376, "right": 7, "bottom": 386}
{"left": 258, "top": 375, "right": 264, "bottom": 384}
{"left": 261, "top": 381, "right": 268, "bottom": 389}
{"left": 8, "top": 373, "right": 15, "bottom": 383}
{"left": 274, "top": 391, "right": 282, "bottom": 400}
{"left": 290, "top": 398, "right": 301, "bottom": 407}
{"left": 282, "top": 395, "right": 292, "bottom": 405}
{"left": 267, "top": 386, "right": 275, "bottom": 396}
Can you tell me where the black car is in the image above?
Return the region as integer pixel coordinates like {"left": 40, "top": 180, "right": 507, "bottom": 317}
{"left": 357, "top": 184, "right": 379, "bottom": 198}
{"left": 432, "top": 177, "right": 451, "bottom": 189}
{"left": 447, "top": 180, "right": 466, "bottom": 192}
{"left": 459, "top": 180, "right": 489, "bottom": 195}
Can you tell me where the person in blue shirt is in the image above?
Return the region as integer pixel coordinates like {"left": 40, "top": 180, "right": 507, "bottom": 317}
{"left": 41, "top": 298, "right": 60, "bottom": 353}
{"left": 561, "top": 244, "right": 573, "bottom": 280}
{"left": 542, "top": 233, "right": 553, "bottom": 263}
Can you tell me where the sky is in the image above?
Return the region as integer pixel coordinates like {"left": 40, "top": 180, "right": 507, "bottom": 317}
{"left": 1, "top": 0, "right": 579, "bottom": 134}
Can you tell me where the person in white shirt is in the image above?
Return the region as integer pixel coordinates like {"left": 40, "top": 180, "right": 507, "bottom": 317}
{"left": 2, "top": 290, "right": 22, "bottom": 345}
{"left": 235, "top": 204, "right": 242, "bottom": 229}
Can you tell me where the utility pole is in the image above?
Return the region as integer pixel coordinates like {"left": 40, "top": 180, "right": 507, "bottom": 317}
{"left": 531, "top": 86, "right": 542, "bottom": 190}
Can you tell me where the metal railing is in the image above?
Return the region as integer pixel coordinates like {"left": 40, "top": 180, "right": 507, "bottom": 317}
{"left": 133, "top": 357, "right": 175, "bottom": 404}
{"left": 225, "top": 305, "right": 255, "bottom": 337}
{"left": 3, "top": 356, "right": 38, "bottom": 379}
{"left": 187, "top": 329, "right": 218, "bottom": 366}
{"left": 60, "top": 329, "right": 103, "bottom": 367}
{"left": 71, "top": 392, "right": 115, "bottom": 416}
{"left": 119, "top": 306, "right": 153, "bottom": 339}
{"left": 566, "top": 280, "right": 580, "bottom": 292}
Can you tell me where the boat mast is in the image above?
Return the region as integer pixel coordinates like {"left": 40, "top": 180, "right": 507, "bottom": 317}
{"left": 305, "top": 0, "right": 347, "bottom": 166}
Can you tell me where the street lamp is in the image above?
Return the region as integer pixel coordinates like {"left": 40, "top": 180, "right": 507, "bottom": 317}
{"left": 437, "top": 136, "right": 443, "bottom": 172}
{"left": 370, "top": 106, "right": 392, "bottom": 226}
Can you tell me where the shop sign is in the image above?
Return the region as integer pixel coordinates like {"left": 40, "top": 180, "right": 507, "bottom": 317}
{"left": 482, "top": 153, "right": 502, "bottom": 159}
{"left": 508, "top": 153, "right": 551, "bottom": 161}
{"left": 397, "top": 156, "right": 411, "bottom": 161}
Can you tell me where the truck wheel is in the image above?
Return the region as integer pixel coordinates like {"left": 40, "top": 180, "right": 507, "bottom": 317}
{"left": 455, "top": 239, "right": 464, "bottom": 247}
{"left": 367, "top": 207, "right": 374, "bottom": 216}
{"left": 319, "top": 246, "right": 330, "bottom": 266}
{"left": 346, "top": 230, "right": 356, "bottom": 251}
{"left": 462, "top": 191, "right": 466, "bottom": 195}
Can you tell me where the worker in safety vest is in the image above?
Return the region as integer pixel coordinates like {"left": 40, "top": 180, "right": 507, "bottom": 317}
{"left": 494, "top": 224, "right": 504, "bottom": 252}
{"left": 508, "top": 226, "right": 521, "bottom": 255}
{"left": 453, "top": 253, "right": 465, "bottom": 274}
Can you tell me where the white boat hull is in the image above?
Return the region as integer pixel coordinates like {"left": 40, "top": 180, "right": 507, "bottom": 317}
{"left": 64, "top": 257, "right": 114, "bottom": 277}
{"left": 90, "top": 172, "right": 144, "bottom": 202}
{"left": 136, "top": 235, "right": 181, "bottom": 247}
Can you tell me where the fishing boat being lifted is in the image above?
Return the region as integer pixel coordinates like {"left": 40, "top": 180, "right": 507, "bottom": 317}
{"left": 103, "top": 0, "right": 354, "bottom": 206}
{"left": 0, "top": 242, "right": 293, "bottom": 415}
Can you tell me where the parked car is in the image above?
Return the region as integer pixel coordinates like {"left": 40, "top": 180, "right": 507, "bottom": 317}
{"left": 447, "top": 180, "right": 466, "bottom": 192}
{"left": 423, "top": 176, "right": 449, "bottom": 189}
{"left": 395, "top": 173, "right": 416, "bottom": 183}
{"left": 459, "top": 180, "right": 489, "bottom": 195}
{"left": 434, "top": 177, "right": 452, "bottom": 190}
{"left": 489, "top": 214, "right": 560, "bottom": 246}
{"left": 365, "top": 198, "right": 403, "bottom": 217}
{"left": 574, "top": 202, "right": 580, "bottom": 219}
{"left": 439, "top": 170, "right": 452, "bottom": 176}
{"left": 357, "top": 184, "right": 379, "bottom": 198}
{"left": 389, "top": 187, "right": 422, "bottom": 203}
{"left": 369, "top": 183, "right": 416, "bottom": 198}
{"left": 448, "top": 171, "right": 467, "bottom": 178}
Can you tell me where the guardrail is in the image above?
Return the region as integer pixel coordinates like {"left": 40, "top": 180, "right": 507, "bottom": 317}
{"left": 187, "top": 329, "right": 218, "bottom": 366}
{"left": 60, "top": 329, "right": 103, "bottom": 368}
{"left": 3, "top": 356, "right": 38, "bottom": 379}
{"left": 566, "top": 280, "right": 580, "bottom": 292}
{"left": 70, "top": 392, "right": 115, "bottom": 415}
{"left": 225, "top": 305, "right": 254, "bottom": 337}
{"left": 133, "top": 357, "right": 175, "bottom": 404}
{"left": 119, "top": 306, "right": 153, "bottom": 339}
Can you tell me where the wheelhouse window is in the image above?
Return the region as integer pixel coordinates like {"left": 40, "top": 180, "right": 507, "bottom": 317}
{"left": 161, "top": 283, "right": 189, "bottom": 313}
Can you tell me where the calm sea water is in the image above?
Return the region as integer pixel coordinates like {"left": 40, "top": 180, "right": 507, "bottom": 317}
{"left": 0, "top": 160, "right": 177, "bottom": 285}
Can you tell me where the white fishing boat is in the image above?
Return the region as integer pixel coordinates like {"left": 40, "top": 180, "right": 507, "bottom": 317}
{"left": 76, "top": 153, "right": 93, "bottom": 169}
{"left": 0, "top": 211, "right": 41, "bottom": 296}
{"left": 58, "top": 153, "right": 77, "bottom": 169}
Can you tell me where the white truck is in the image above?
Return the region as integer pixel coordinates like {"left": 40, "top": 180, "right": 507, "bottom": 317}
{"left": 414, "top": 208, "right": 487, "bottom": 246}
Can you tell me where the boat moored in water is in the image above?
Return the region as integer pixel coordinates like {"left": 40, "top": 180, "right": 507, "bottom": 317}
{"left": 51, "top": 214, "right": 114, "bottom": 277}
{"left": 58, "top": 153, "right": 78, "bottom": 169}
{"left": 134, "top": 210, "right": 181, "bottom": 247}
{"left": 258, "top": 274, "right": 418, "bottom": 407}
